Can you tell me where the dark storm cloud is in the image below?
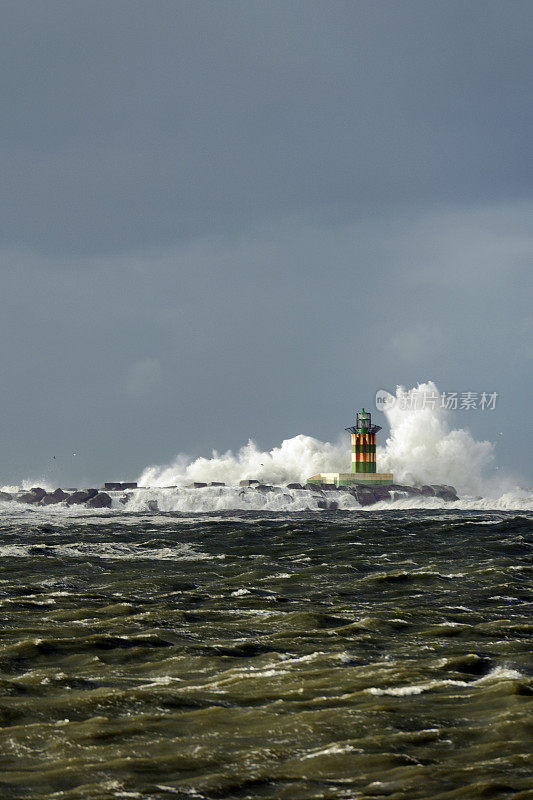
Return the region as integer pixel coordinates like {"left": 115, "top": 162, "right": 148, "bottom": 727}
{"left": 1, "top": 0, "right": 532, "bottom": 486}
{"left": 2, "top": 0, "right": 532, "bottom": 255}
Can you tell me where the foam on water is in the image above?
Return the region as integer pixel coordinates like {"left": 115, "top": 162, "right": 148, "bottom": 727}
{"left": 114, "top": 488, "right": 525, "bottom": 517}
{"left": 1, "top": 484, "right": 532, "bottom": 513}
{"left": 0, "top": 541, "right": 216, "bottom": 561}
{"left": 301, "top": 744, "right": 358, "bottom": 759}
{"left": 366, "top": 666, "right": 524, "bottom": 696}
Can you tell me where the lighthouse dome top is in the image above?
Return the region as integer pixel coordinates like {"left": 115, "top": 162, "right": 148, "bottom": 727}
{"left": 345, "top": 407, "right": 382, "bottom": 437}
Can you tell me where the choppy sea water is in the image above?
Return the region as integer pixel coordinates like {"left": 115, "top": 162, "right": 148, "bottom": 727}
{"left": 0, "top": 509, "right": 531, "bottom": 800}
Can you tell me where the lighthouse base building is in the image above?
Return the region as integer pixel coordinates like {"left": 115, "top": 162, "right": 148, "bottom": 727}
{"left": 306, "top": 471, "right": 394, "bottom": 488}
{"left": 306, "top": 408, "right": 393, "bottom": 488}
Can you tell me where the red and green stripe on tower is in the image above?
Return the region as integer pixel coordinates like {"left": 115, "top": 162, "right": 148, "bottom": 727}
{"left": 351, "top": 432, "right": 377, "bottom": 473}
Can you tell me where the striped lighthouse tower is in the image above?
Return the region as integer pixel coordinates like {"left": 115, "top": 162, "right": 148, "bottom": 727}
{"left": 347, "top": 409, "right": 381, "bottom": 474}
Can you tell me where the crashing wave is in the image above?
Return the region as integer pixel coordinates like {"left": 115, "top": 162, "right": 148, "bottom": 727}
{"left": 3, "top": 382, "right": 531, "bottom": 513}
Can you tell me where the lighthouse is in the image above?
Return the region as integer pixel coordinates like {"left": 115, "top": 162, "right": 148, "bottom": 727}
{"left": 306, "top": 407, "right": 393, "bottom": 488}
{"left": 346, "top": 408, "right": 380, "bottom": 474}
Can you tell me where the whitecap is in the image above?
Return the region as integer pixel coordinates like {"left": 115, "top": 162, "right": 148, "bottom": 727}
{"left": 301, "top": 744, "right": 359, "bottom": 759}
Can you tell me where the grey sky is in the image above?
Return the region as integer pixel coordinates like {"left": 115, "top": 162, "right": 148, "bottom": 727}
{"left": 1, "top": 0, "right": 532, "bottom": 487}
